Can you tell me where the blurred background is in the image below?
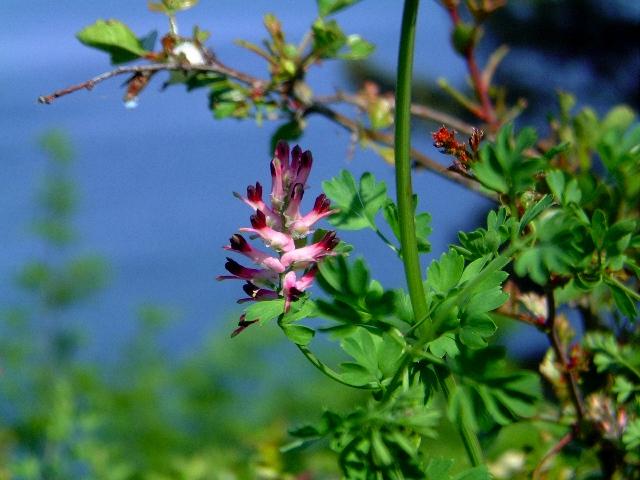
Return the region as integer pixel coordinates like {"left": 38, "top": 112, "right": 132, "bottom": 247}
{"left": 1, "top": 0, "right": 638, "bottom": 478}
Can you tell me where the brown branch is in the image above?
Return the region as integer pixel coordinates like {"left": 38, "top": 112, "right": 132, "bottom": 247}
{"left": 38, "top": 61, "right": 497, "bottom": 201}
{"left": 532, "top": 428, "right": 575, "bottom": 480}
{"left": 316, "top": 91, "right": 476, "bottom": 135}
{"left": 546, "top": 290, "right": 586, "bottom": 423}
{"left": 38, "top": 61, "right": 267, "bottom": 105}
{"left": 306, "top": 103, "right": 497, "bottom": 200}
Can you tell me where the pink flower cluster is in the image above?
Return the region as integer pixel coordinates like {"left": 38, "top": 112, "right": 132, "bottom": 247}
{"left": 218, "top": 141, "right": 339, "bottom": 336}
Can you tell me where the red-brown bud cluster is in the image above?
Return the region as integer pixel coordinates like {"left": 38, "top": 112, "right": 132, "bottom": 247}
{"left": 432, "top": 126, "right": 485, "bottom": 174}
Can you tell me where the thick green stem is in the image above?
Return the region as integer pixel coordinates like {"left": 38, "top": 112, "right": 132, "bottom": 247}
{"left": 395, "top": 0, "right": 428, "bottom": 324}
{"left": 394, "top": 0, "right": 484, "bottom": 467}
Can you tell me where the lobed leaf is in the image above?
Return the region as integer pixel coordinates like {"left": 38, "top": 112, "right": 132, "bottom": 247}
{"left": 77, "top": 20, "right": 147, "bottom": 64}
{"left": 323, "top": 170, "right": 388, "bottom": 230}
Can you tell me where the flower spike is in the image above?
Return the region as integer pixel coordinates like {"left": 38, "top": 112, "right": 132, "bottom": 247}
{"left": 221, "top": 141, "right": 339, "bottom": 334}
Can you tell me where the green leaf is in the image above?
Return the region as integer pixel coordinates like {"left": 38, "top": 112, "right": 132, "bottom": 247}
{"left": 425, "top": 458, "right": 454, "bottom": 480}
{"left": 317, "top": 0, "right": 362, "bottom": 17}
{"left": 281, "top": 324, "right": 315, "bottom": 345}
{"left": 472, "top": 146, "right": 508, "bottom": 193}
{"left": 518, "top": 194, "right": 553, "bottom": 234}
{"left": 382, "top": 198, "right": 432, "bottom": 254}
{"left": 243, "top": 299, "right": 285, "bottom": 323}
{"left": 270, "top": 120, "right": 303, "bottom": 154}
{"left": 472, "top": 124, "right": 544, "bottom": 197}
{"left": 623, "top": 419, "right": 640, "bottom": 450}
{"left": 371, "top": 429, "right": 392, "bottom": 466}
{"left": 339, "top": 34, "right": 374, "bottom": 60}
{"left": 428, "top": 332, "right": 459, "bottom": 358}
{"left": 605, "top": 278, "right": 638, "bottom": 319}
{"left": 453, "top": 466, "right": 491, "bottom": 480}
{"left": 148, "top": 0, "right": 199, "bottom": 14}
{"left": 426, "top": 250, "right": 464, "bottom": 294}
{"left": 545, "top": 170, "right": 565, "bottom": 200}
{"left": 347, "top": 257, "right": 370, "bottom": 296}
{"left": 591, "top": 209, "right": 608, "bottom": 249}
{"left": 281, "top": 298, "right": 317, "bottom": 324}
{"left": 77, "top": 19, "right": 146, "bottom": 64}
{"left": 601, "top": 105, "right": 636, "bottom": 132}
{"left": 514, "top": 209, "right": 587, "bottom": 285}
{"left": 212, "top": 101, "right": 239, "bottom": 119}
{"left": 612, "top": 376, "right": 634, "bottom": 402}
{"left": 465, "top": 284, "right": 508, "bottom": 315}
{"left": 311, "top": 19, "right": 346, "bottom": 58}
{"left": 426, "top": 459, "right": 491, "bottom": 480}
{"left": 541, "top": 141, "right": 570, "bottom": 161}
{"left": 323, "top": 170, "right": 389, "bottom": 230}
{"left": 415, "top": 212, "right": 433, "bottom": 253}
{"left": 459, "top": 315, "right": 497, "bottom": 349}
{"left": 339, "top": 362, "right": 371, "bottom": 386}
{"left": 339, "top": 328, "right": 403, "bottom": 384}
{"left": 453, "top": 347, "right": 542, "bottom": 427}
{"left": 456, "top": 208, "right": 516, "bottom": 260}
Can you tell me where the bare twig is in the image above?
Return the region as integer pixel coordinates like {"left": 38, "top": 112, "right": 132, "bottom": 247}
{"left": 546, "top": 290, "right": 586, "bottom": 422}
{"left": 38, "top": 61, "right": 267, "bottom": 105}
{"left": 306, "top": 103, "right": 497, "bottom": 200}
{"left": 532, "top": 428, "right": 575, "bottom": 480}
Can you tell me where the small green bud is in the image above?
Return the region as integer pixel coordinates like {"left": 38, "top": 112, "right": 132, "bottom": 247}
{"left": 451, "top": 22, "right": 477, "bottom": 56}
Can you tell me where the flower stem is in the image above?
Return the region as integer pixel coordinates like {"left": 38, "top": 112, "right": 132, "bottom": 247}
{"left": 295, "top": 344, "right": 379, "bottom": 390}
{"left": 394, "top": 0, "right": 484, "bottom": 467}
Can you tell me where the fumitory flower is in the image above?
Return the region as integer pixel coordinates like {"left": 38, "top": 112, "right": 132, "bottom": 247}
{"left": 218, "top": 141, "right": 338, "bottom": 335}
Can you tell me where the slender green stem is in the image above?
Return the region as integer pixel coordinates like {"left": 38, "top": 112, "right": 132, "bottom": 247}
{"left": 394, "top": 0, "right": 484, "bottom": 467}
{"left": 395, "top": 0, "right": 428, "bottom": 326}
{"left": 295, "top": 344, "right": 379, "bottom": 390}
{"left": 609, "top": 276, "right": 640, "bottom": 302}
{"left": 373, "top": 227, "right": 400, "bottom": 255}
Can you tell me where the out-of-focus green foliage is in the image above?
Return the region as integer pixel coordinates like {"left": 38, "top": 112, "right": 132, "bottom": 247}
{"left": 0, "top": 132, "right": 362, "bottom": 480}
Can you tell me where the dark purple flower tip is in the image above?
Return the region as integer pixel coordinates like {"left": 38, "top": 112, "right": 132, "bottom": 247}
{"left": 313, "top": 193, "right": 331, "bottom": 213}
{"left": 295, "top": 150, "right": 313, "bottom": 185}
{"left": 319, "top": 231, "right": 339, "bottom": 250}
{"left": 231, "top": 314, "right": 258, "bottom": 338}
{"left": 290, "top": 145, "right": 302, "bottom": 172}
{"left": 224, "top": 257, "right": 245, "bottom": 276}
{"left": 239, "top": 281, "right": 279, "bottom": 302}
{"left": 250, "top": 209, "right": 268, "bottom": 229}
{"left": 275, "top": 140, "right": 290, "bottom": 165}
{"left": 300, "top": 150, "right": 313, "bottom": 170}
{"left": 228, "top": 234, "right": 250, "bottom": 253}
{"left": 247, "top": 182, "right": 263, "bottom": 202}
{"left": 224, "top": 257, "right": 264, "bottom": 280}
{"left": 242, "top": 281, "right": 259, "bottom": 297}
